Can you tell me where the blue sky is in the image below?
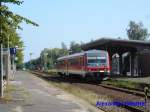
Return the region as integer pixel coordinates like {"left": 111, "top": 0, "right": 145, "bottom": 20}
{"left": 9, "top": 0, "right": 150, "bottom": 62}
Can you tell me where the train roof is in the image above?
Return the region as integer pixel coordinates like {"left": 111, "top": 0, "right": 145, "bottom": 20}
{"left": 57, "top": 50, "right": 107, "bottom": 61}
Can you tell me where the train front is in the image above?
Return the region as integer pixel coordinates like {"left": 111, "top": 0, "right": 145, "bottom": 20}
{"left": 85, "top": 50, "right": 110, "bottom": 80}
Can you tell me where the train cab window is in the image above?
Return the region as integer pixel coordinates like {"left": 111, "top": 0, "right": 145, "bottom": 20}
{"left": 97, "top": 59, "right": 106, "bottom": 64}
{"left": 87, "top": 57, "right": 107, "bottom": 66}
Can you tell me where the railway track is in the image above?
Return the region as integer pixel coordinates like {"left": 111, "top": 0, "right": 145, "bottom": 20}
{"left": 30, "top": 70, "right": 149, "bottom": 112}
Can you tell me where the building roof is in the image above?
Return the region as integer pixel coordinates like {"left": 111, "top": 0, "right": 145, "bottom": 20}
{"left": 81, "top": 38, "right": 150, "bottom": 55}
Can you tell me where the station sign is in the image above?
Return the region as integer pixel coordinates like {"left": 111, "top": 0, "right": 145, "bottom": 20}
{"left": 10, "top": 48, "right": 17, "bottom": 55}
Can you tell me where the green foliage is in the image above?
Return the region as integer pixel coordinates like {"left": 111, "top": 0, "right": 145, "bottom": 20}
{"left": 61, "top": 42, "right": 67, "bottom": 50}
{"left": 70, "top": 41, "right": 82, "bottom": 54}
{"left": 0, "top": 2, "right": 38, "bottom": 42}
{"left": 1, "top": 0, "right": 23, "bottom": 5}
{"left": 126, "top": 21, "right": 149, "bottom": 40}
{"left": 0, "top": 0, "right": 38, "bottom": 68}
{"left": 40, "top": 48, "right": 63, "bottom": 69}
{"left": 60, "top": 42, "right": 69, "bottom": 56}
{"left": 25, "top": 41, "right": 82, "bottom": 70}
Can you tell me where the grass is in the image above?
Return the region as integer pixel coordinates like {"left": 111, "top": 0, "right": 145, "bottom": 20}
{"left": 36, "top": 69, "right": 150, "bottom": 97}
{"left": 31, "top": 71, "right": 146, "bottom": 112}
{"left": 45, "top": 69, "right": 150, "bottom": 93}
{"left": 47, "top": 80, "right": 125, "bottom": 112}
{"left": 48, "top": 81, "right": 99, "bottom": 105}
{"left": 4, "top": 84, "right": 16, "bottom": 93}
{"left": 102, "top": 78, "right": 150, "bottom": 93}
{"left": 47, "top": 69, "right": 57, "bottom": 73}
{"left": 42, "top": 69, "right": 112, "bottom": 106}
{"left": 1, "top": 84, "right": 17, "bottom": 102}
{"left": 44, "top": 69, "right": 57, "bottom": 75}
{"left": 1, "top": 83, "right": 31, "bottom": 103}
{"left": 47, "top": 79, "right": 147, "bottom": 112}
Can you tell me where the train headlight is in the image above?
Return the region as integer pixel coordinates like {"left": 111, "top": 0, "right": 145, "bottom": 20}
{"left": 107, "top": 70, "right": 110, "bottom": 73}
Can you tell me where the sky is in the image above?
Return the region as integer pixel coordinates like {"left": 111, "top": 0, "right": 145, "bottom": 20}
{"left": 8, "top": 0, "right": 150, "bottom": 62}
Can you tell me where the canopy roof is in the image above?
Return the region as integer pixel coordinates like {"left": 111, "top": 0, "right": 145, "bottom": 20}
{"left": 81, "top": 38, "right": 150, "bottom": 54}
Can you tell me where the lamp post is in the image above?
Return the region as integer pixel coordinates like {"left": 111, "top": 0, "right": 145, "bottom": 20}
{"left": 0, "top": 45, "right": 3, "bottom": 98}
{"left": 6, "top": 35, "right": 10, "bottom": 82}
{"left": 0, "top": 1, "right": 4, "bottom": 98}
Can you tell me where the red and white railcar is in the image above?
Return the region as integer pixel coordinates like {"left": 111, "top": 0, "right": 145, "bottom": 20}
{"left": 56, "top": 50, "right": 110, "bottom": 80}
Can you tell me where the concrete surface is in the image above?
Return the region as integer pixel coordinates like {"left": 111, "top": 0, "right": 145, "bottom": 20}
{"left": 0, "top": 71, "right": 103, "bottom": 112}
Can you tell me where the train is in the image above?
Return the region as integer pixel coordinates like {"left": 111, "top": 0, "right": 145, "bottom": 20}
{"left": 56, "top": 50, "right": 111, "bottom": 80}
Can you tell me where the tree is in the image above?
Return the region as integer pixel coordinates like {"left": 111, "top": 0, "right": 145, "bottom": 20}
{"left": 40, "top": 48, "right": 63, "bottom": 69}
{"left": 0, "top": 0, "right": 38, "bottom": 68}
{"left": 126, "top": 21, "right": 149, "bottom": 40}
{"left": 61, "top": 42, "right": 67, "bottom": 50}
{"left": 0, "top": 0, "right": 38, "bottom": 44}
{"left": 70, "top": 41, "right": 82, "bottom": 54}
{"left": 25, "top": 41, "right": 82, "bottom": 70}
{"left": 60, "top": 42, "right": 68, "bottom": 56}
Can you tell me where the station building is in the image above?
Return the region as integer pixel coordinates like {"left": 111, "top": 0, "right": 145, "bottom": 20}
{"left": 81, "top": 38, "right": 150, "bottom": 77}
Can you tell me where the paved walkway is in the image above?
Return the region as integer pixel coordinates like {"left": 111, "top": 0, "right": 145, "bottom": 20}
{"left": 0, "top": 71, "right": 102, "bottom": 112}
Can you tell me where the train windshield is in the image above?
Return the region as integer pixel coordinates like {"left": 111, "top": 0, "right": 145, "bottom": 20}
{"left": 87, "top": 53, "right": 107, "bottom": 66}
